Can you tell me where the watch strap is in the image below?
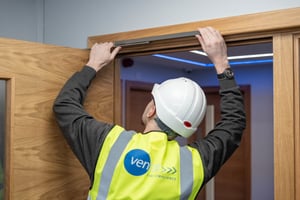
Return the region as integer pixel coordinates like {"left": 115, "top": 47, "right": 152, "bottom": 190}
{"left": 217, "top": 68, "right": 234, "bottom": 80}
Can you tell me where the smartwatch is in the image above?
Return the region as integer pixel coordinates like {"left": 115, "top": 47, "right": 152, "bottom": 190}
{"left": 217, "top": 68, "right": 234, "bottom": 80}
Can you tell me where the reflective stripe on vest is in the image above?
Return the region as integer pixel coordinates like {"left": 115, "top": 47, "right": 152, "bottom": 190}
{"left": 88, "top": 125, "right": 204, "bottom": 200}
{"left": 180, "top": 147, "right": 193, "bottom": 200}
{"left": 97, "top": 130, "right": 135, "bottom": 199}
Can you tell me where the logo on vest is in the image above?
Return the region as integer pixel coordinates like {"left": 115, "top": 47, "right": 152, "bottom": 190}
{"left": 124, "top": 149, "right": 151, "bottom": 176}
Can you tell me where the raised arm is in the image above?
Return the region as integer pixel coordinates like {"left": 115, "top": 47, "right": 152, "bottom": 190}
{"left": 53, "top": 42, "right": 121, "bottom": 179}
{"left": 191, "top": 27, "right": 246, "bottom": 185}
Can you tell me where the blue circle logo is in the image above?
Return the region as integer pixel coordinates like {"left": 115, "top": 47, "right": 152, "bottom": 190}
{"left": 124, "top": 149, "right": 151, "bottom": 176}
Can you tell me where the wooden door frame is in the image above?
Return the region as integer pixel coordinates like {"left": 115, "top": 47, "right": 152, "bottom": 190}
{"left": 89, "top": 7, "right": 300, "bottom": 200}
{"left": 0, "top": 74, "right": 14, "bottom": 200}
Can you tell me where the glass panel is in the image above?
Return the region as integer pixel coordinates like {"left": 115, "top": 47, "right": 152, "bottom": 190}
{"left": 0, "top": 80, "right": 6, "bottom": 200}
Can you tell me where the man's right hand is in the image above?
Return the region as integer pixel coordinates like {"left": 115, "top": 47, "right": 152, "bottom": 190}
{"left": 86, "top": 42, "right": 122, "bottom": 72}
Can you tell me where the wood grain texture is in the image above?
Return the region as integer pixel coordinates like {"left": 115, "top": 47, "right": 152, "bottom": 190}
{"left": 3, "top": 75, "right": 14, "bottom": 200}
{"left": 0, "top": 38, "right": 115, "bottom": 199}
{"left": 273, "top": 34, "right": 295, "bottom": 200}
{"left": 293, "top": 34, "right": 300, "bottom": 200}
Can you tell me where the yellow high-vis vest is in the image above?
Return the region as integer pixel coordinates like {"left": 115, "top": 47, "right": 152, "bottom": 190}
{"left": 88, "top": 125, "right": 204, "bottom": 200}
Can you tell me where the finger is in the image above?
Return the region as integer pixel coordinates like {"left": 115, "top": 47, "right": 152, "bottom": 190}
{"left": 207, "top": 27, "right": 224, "bottom": 43}
{"left": 195, "top": 34, "right": 204, "bottom": 46}
{"left": 196, "top": 27, "right": 212, "bottom": 50}
{"left": 196, "top": 27, "right": 206, "bottom": 40}
{"left": 91, "top": 43, "right": 98, "bottom": 49}
{"left": 105, "top": 42, "right": 114, "bottom": 50}
{"left": 111, "top": 46, "right": 122, "bottom": 59}
{"left": 198, "top": 27, "right": 210, "bottom": 41}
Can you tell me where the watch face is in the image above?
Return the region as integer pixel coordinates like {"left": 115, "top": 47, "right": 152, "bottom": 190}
{"left": 217, "top": 68, "right": 234, "bottom": 80}
{"left": 225, "top": 69, "right": 234, "bottom": 78}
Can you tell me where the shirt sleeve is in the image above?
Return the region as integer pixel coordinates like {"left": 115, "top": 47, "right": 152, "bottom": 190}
{"left": 189, "top": 78, "right": 246, "bottom": 186}
{"left": 52, "top": 66, "right": 114, "bottom": 180}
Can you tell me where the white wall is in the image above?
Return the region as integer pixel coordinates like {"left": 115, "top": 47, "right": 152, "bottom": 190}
{"left": 0, "top": 0, "right": 44, "bottom": 42}
{"left": 43, "top": 0, "right": 300, "bottom": 48}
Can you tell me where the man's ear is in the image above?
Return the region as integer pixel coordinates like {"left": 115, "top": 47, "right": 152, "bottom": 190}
{"left": 147, "top": 103, "right": 156, "bottom": 118}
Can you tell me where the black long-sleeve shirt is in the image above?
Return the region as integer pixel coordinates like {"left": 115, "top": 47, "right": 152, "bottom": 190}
{"left": 53, "top": 66, "right": 246, "bottom": 188}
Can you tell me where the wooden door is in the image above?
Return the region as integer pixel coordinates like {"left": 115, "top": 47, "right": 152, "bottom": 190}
{"left": 125, "top": 81, "right": 251, "bottom": 200}
{"left": 0, "top": 38, "right": 117, "bottom": 199}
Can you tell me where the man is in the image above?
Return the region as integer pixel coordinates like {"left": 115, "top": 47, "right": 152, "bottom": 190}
{"left": 53, "top": 27, "right": 246, "bottom": 200}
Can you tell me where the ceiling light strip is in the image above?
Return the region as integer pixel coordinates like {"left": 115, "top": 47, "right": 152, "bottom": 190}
{"left": 153, "top": 54, "right": 207, "bottom": 67}
{"left": 190, "top": 50, "right": 273, "bottom": 60}
{"left": 153, "top": 54, "right": 273, "bottom": 67}
{"left": 228, "top": 53, "right": 273, "bottom": 60}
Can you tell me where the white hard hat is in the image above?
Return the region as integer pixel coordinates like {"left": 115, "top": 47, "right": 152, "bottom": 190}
{"left": 152, "top": 77, "right": 207, "bottom": 138}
